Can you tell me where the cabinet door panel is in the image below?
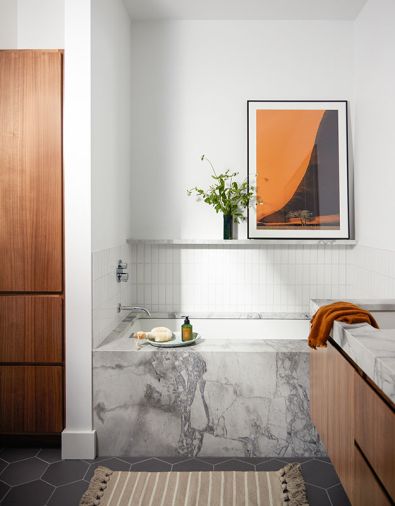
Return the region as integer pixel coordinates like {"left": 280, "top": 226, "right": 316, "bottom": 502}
{"left": 0, "top": 295, "right": 63, "bottom": 362}
{"left": 355, "top": 372, "right": 395, "bottom": 499}
{"left": 353, "top": 445, "right": 392, "bottom": 506}
{"left": 310, "top": 342, "right": 354, "bottom": 502}
{"left": 0, "top": 365, "right": 63, "bottom": 433}
{"left": 0, "top": 51, "right": 63, "bottom": 292}
{"left": 326, "top": 343, "right": 354, "bottom": 501}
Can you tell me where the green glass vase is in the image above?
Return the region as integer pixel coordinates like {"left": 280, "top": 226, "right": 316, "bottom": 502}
{"left": 223, "top": 214, "right": 233, "bottom": 240}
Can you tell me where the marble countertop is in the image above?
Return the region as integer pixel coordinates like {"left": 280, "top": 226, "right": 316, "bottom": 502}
{"left": 310, "top": 298, "right": 395, "bottom": 405}
{"left": 332, "top": 322, "right": 395, "bottom": 404}
{"left": 96, "top": 334, "right": 310, "bottom": 353}
{"left": 310, "top": 298, "right": 395, "bottom": 315}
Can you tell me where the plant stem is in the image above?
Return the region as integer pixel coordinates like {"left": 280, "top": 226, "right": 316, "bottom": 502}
{"left": 202, "top": 156, "right": 217, "bottom": 176}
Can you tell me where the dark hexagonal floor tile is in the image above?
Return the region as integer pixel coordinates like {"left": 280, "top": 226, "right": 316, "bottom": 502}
{"left": 0, "top": 481, "right": 10, "bottom": 502}
{"left": 327, "top": 483, "right": 352, "bottom": 505}
{"left": 193, "top": 457, "right": 232, "bottom": 465}
{"left": 301, "top": 460, "right": 340, "bottom": 488}
{"left": 214, "top": 459, "right": 255, "bottom": 471}
{"left": 255, "top": 459, "right": 286, "bottom": 471}
{"left": 172, "top": 458, "right": 213, "bottom": 472}
{"left": 316, "top": 456, "right": 331, "bottom": 463}
{"left": 0, "top": 448, "right": 39, "bottom": 463}
{"left": 1, "top": 479, "right": 54, "bottom": 506}
{"left": 117, "top": 456, "right": 154, "bottom": 465}
{"left": 0, "top": 457, "right": 47, "bottom": 486}
{"left": 0, "top": 458, "right": 7, "bottom": 474}
{"left": 236, "top": 457, "right": 272, "bottom": 465}
{"left": 147, "top": 456, "right": 189, "bottom": 465}
{"left": 37, "top": 448, "right": 62, "bottom": 463}
{"left": 278, "top": 457, "right": 314, "bottom": 464}
{"left": 83, "top": 455, "right": 112, "bottom": 464}
{"left": 130, "top": 458, "right": 172, "bottom": 472}
{"left": 305, "top": 483, "right": 332, "bottom": 506}
{"left": 47, "top": 480, "right": 88, "bottom": 506}
{"left": 84, "top": 458, "right": 130, "bottom": 481}
{"left": 42, "top": 460, "right": 89, "bottom": 486}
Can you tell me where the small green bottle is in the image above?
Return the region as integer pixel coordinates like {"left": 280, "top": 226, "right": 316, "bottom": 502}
{"left": 181, "top": 316, "right": 193, "bottom": 342}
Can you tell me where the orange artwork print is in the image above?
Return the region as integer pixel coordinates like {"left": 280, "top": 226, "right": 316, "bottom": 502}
{"left": 254, "top": 109, "right": 341, "bottom": 230}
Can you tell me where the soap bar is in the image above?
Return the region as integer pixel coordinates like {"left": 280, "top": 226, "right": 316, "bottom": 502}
{"left": 150, "top": 327, "right": 173, "bottom": 342}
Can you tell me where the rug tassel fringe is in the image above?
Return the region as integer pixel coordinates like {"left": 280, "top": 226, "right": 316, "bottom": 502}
{"left": 79, "top": 466, "right": 113, "bottom": 506}
{"left": 277, "top": 463, "right": 309, "bottom": 506}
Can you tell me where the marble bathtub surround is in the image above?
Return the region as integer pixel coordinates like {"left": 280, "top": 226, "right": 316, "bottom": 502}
{"left": 93, "top": 337, "right": 325, "bottom": 458}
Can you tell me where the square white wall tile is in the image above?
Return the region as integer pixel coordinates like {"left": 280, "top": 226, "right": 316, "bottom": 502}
{"left": 126, "top": 243, "right": 350, "bottom": 314}
{"left": 92, "top": 243, "right": 133, "bottom": 347}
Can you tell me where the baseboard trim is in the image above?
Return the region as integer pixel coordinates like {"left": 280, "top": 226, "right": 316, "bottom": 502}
{"left": 61, "top": 429, "right": 96, "bottom": 459}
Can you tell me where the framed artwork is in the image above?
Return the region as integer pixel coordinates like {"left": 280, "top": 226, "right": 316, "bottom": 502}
{"left": 247, "top": 100, "right": 350, "bottom": 239}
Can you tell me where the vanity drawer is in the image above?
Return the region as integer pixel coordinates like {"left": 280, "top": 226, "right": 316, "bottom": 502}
{"left": 353, "top": 445, "right": 392, "bottom": 506}
{"left": 0, "top": 365, "right": 63, "bottom": 433}
{"left": 355, "top": 371, "right": 395, "bottom": 499}
{"left": 0, "top": 295, "right": 63, "bottom": 363}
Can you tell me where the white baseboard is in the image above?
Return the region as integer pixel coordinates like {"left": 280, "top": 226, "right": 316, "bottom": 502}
{"left": 61, "top": 429, "right": 96, "bottom": 459}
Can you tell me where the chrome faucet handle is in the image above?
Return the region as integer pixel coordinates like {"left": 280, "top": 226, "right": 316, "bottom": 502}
{"left": 116, "top": 259, "right": 129, "bottom": 282}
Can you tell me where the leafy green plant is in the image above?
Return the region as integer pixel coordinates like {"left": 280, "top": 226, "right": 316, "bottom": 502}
{"left": 187, "top": 155, "right": 256, "bottom": 223}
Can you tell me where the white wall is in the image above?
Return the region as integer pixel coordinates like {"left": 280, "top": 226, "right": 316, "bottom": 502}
{"left": 91, "top": 0, "right": 133, "bottom": 252}
{"left": 130, "top": 20, "right": 354, "bottom": 240}
{"left": 62, "top": 0, "right": 94, "bottom": 459}
{"left": 353, "top": 0, "right": 395, "bottom": 252}
{"left": 17, "top": 0, "right": 64, "bottom": 48}
{"left": 347, "top": 0, "right": 395, "bottom": 300}
{"left": 0, "top": 0, "right": 64, "bottom": 49}
{"left": 0, "top": 0, "right": 17, "bottom": 47}
{"left": 91, "top": 0, "right": 134, "bottom": 348}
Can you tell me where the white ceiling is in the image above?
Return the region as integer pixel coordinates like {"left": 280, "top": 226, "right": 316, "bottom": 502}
{"left": 124, "top": 0, "right": 368, "bottom": 21}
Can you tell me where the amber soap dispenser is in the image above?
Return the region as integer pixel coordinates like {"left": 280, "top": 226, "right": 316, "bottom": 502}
{"left": 181, "top": 316, "right": 193, "bottom": 342}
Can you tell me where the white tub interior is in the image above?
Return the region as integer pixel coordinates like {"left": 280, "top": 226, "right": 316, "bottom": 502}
{"left": 130, "top": 317, "right": 310, "bottom": 340}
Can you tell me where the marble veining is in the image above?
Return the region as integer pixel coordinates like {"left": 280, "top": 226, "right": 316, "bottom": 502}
{"left": 93, "top": 340, "right": 325, "bottom": 457}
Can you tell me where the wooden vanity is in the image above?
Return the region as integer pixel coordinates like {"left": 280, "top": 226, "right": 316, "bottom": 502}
{"left": 310, "top": 340, "right": 395, "bottom": 505}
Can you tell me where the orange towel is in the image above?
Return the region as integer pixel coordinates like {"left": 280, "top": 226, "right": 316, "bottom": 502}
{"left": 308, "top": 301, "right": 379, "bottom": 349}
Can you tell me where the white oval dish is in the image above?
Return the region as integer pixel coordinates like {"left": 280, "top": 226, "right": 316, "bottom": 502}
{"left": 147, "top": 332, "right": 201, "bottom": 348}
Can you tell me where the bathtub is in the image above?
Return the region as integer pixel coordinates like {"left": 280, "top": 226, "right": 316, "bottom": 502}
{"left": 102, "top": 312, "right": 311, "bottom": 346}
{"left": 93, "top": 311, "right": 324, "bottom": 458}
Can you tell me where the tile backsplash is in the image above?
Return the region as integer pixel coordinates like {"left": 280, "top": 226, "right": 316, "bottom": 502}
{"left": 92, "top": 244, "right": 132, "bottom": 348}
{"left": 128, "top": 244, "right": 348, "bottom": 314}
{"left": 347, "top": 244, "right": 395, "bottom": 299}
{"left": 92, "top": 242, "right": 395, "bottom": 346}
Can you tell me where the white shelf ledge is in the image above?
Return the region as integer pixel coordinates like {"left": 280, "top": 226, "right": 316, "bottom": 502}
{"left": 127, "top": 238, "right": 357, "bottom": 246}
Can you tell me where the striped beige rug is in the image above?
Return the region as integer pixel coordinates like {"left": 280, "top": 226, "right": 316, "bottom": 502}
{"left": 80, "top": 463, "right": 308, "bottom": 506}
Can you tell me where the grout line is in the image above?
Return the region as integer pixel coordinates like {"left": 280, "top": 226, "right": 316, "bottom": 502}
{"left": 44, "top": 483, "right": 59, "bottom": 506}
{"left": 39, "top": 462, "right": 50, "bottom": 479}
{"left": 118, "top": 456, "right": 152, "bottom": 467}
{"left": 304, "top": 481, "right": 327, "bottom": 491}
{"left": 326, "top": 488, "right": 335, "bottom": 506}
{"left": 325, "top": 481, "right": 342, "bottom": 490}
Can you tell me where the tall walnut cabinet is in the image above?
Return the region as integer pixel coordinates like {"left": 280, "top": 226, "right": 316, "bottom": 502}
{"left": 0, "top": 51, "right": 64, "bottom": 437}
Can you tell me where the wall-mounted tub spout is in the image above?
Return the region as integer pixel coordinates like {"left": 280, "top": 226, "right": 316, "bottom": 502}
{"left": 117, "top": 304, "right": 151, "bottom": 317}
